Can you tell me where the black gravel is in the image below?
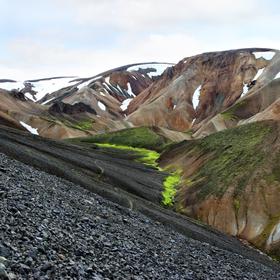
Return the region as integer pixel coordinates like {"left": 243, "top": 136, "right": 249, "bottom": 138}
{"left": 0, "top": 153, "right": 279, "bottom": 280}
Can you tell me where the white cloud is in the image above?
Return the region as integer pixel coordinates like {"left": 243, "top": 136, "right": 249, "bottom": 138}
{"left": 0, "top": 33, "right": 202, "bottom": 79}
{"left": 0, "top": 0, "right": 278, "bottom": 80}
{"left": 1, "top": 31, "right": 279, "bottom": 80}
{"left": 62, "top": 0, "right": 262, "bottom": 30}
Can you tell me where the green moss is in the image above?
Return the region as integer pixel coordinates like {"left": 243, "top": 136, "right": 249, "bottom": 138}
{"left": 95, "top": 143, "right": 160, "bottom": 168}
{"left": 187, "top": 121, "right": 272, "bottom": 200}
{"left": 162, "top": 171, "right": 181, "bottom": 206}
{"left": 63, "top": 119, "right": 94, "bottom": 131}
{"left": 220, "top": 111, "right": 239, "bottom": 121}
{"left": 95, "top": 143, "right": 183, "bottom": 206}
{"left": 72, "top": 120, "right": 93, "bottom": 131}
{"left": 72, "top": 127, "right": 170, "bottom": 151}
{"left": 220, "top": 100, "right": 247, "bottom": 121}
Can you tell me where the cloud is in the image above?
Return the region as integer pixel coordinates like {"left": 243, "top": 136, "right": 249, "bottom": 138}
{"left": 63, "top": 0, "right": 262, "bottom": 30}
{"left": 0, "top": 33, "right": 203, "bottom": 79}
{"left": 0, "top": 0, "right": 278, "bottom": 79}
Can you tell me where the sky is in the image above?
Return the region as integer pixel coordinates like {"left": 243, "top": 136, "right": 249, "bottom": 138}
{"left": 0, "top": 0, "right": 279, "bottom": 80}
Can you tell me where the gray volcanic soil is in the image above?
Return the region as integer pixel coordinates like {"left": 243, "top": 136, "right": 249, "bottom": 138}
{"left": 0, "top": 153, "right": 280, "bottom": 280}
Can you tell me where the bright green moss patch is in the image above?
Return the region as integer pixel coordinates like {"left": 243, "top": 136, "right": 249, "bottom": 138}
{"left": 188, "top": 121, "right": 272, "bottom": 200}
{"left": 95, "top": 143, "right": 183, "bottom": 206}
{"left": 74, "top": 127, "right": 170, "bottom": 151}
{"left": 68, "top": 127, "right": 183, "bottom": 206}
{"left": 162, "top": 171, "right": 181, "bottom": 206}
{"left": 95, "top": 143, "right": 160, "bottom": 168}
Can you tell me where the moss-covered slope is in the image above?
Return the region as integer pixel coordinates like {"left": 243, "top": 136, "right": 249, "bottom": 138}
{"left": 159, "top": 120, "right": 280, "bottom": 258}
{"left": 68, "top": 126, "right": 174, "bottom": 151}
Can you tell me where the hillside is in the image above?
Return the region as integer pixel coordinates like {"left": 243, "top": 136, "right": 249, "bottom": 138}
{"left": 159, "top": 120, "right": 280, "bottom": 258}
{"left": 1, "top": 152, "right": 279, "bottom": 279}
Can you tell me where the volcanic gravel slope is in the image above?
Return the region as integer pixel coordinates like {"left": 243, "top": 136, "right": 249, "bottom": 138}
{"left": 0, "top": 153, "right": 280, "bottom": 279}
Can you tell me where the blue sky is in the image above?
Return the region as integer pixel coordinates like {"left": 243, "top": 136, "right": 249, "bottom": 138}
{"left": 0, "top": 0, "right": 279, "bottom": 79}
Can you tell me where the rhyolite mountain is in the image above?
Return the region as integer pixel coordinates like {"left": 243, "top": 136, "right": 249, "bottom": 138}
{"left": 0, "top": 62, "right": 172, "bottom": 138}
{"left": 1, "top": 48, "right": 280, "bottom": 260}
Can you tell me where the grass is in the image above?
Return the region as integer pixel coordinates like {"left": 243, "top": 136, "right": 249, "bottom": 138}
{"left": 73, "top": 127, "right": 170, "bottom": 151}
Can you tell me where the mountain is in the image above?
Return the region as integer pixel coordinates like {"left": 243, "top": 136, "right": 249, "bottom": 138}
{"left": 2, "top": 48, "right": 280, "bottom": 264}
{"left": 1, "top": 49, "right": 279, "bottom": 141}
{"left": 159, "top": 120, "right": 280, "bottom": 258}
{"left": 127, "top": 48, "right": 280, "bottom": 133}
{"left": 0, "top": 63, "right": 172, "bottom": 138}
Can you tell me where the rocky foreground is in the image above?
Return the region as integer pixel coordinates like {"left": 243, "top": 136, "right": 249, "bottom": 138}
{"left": 0, "top": 153, "right": 279, "bottom": 279}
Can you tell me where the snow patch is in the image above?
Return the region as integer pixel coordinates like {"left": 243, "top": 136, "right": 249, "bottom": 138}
{"left": 253, "top": 68, "right": 265, "bottom": 80}
{"left": 77, "top": 76, "right": 102, "bottom": 90}
{"left": 127, "top": 63, "right": 170, "bottom": 78}
{"left": 253, "top": 51, "right": 275, "bottom": 60}
{"left": 0, "top": 81, "right": 24, "bottom": 91}
{"left": 32, "top": 78, "right": 78, "bottom": 100}
{"left": 268, "top": 223, "right": 280, "bottom": 244}
{"left": 20, "top": 121, "right": 39, "bottom": 135}
{"left": 25, "top": 92, "right": 36, "bottom": 102}
{"left": 0, "top": 77, "right": 79, "bottom": 102}
{"left": 105, "top": 76, "right": 110, "bottom": 84}
{"left": 274, "top": 72, "right": 280, "bottom": 80}
{"left": 98, "top": 101, "right": 106, "bottom": 111}
{"left": 103, "top": 83, "right": 111, "bottom": 92}
{"left": 126, "top": 82, "right": 135, "bottom": 97}
{"left": 42, "top": 97, "right": 55, "bottom": 105}
{"left": 193, "top": 86, "right": 201, "bottom": 109}
{"left": 241, "top": 84, "right": 249, "bottom": 97}
{"left": 120, "top": 98, "right": 133, "bottom": 111}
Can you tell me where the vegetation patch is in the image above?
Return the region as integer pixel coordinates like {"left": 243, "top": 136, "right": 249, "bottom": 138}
{"left": 187, "top": 121, "right": 272, "bottom": 200}
{"left": 74, "top": 127, "right": 170, "bottom": 151}
{"left": 95, "top": 143, "right": 160, "bottom": 168}
{"left": 71, "top": 120, "right": 93, "bottom": 131}
{"left": 69, "top": 127, "right": 184, "bottom": 206}
{"left": 220, "top": 100, "right": 247, "bottom": 121}
{"left": 95, "top": 143, "right": 182, "bottom": 206}
{"left": 162, "top": 171, "right": 181, "bottom": 206}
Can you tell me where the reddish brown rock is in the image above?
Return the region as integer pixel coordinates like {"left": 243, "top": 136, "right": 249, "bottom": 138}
{"left": 159, "top": 120, "right": 280, "bottom": 257}
{"left": 127, "top": 48, "right": 278, "bottom": 132}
